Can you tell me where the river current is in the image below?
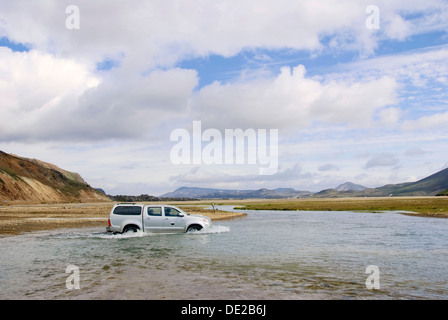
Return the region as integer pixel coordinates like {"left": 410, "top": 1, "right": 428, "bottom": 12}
{"left": 1, "top": 207, "right": 447, "bottom": 299}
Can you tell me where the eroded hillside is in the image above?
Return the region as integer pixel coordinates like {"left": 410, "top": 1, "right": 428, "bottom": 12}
{"left": 0, "top": 151, "right": 110, "bottom": 204}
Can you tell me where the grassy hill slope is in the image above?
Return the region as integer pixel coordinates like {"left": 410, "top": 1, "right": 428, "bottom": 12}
{"left": 314, "top": 167, "right": 448, "bottom": 198}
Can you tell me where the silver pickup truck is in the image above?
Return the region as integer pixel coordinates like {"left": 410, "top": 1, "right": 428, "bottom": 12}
{"left": 106, "top": 203, "right": 212, "bottom": 234}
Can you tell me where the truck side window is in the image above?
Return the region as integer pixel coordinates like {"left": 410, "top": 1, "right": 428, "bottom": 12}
{"left": 165, "top": 207, "right": 182, "bottom": 217}
{"left": 147, "top": 207, "right": 162, "bottom": 216}
{"left": 113, "top": 206, "right": 142, "bottom": 215}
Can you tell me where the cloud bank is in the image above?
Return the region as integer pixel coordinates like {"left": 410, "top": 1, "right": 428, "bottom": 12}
{"left": 0, "top": 0, "right": 447, "bottom": 194}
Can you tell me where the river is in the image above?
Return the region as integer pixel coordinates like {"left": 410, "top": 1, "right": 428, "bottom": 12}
{"left": 1, "top": 207, "right": 447, "bottom": 299}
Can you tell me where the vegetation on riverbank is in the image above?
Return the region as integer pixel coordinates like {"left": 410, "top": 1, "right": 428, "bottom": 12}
{"left": 231, "top": 197, "right": 448, "bottom": 218}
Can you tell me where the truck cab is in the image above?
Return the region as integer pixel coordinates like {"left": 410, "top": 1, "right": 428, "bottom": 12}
{"left": 106, "top": 203, "right": 212, "bottom": 234}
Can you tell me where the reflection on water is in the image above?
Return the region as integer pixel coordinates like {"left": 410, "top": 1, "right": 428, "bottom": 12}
{"left": 1, "top": 207, "right": 447, "bottom": 299}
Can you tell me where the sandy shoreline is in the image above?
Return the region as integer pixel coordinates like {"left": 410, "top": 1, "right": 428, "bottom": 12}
{"left": 0, "top": 202, "right": 247, "bottom": 238}
{"left": 1, "top": 197, "right": 447, "bottom": 237}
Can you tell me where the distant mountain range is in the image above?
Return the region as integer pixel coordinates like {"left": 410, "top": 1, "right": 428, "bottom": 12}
{"left": 162, "top": 167, "right": 448, "bottom": 199}
{"left": 2, "top": 149, "right": 447, "bottom": 203}
{"left": 314, "top": 167, "right": 448, "bottom": 198}
{"left": 161, "top": 186, "right": 313, "bottom": 199}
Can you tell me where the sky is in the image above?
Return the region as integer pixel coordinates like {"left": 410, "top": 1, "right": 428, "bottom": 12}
{"left": 0, "top": 0, "right": 448, "bottom": 196}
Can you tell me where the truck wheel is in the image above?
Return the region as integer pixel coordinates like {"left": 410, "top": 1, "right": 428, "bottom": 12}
{"left": 123, "top": 225, "right": 139, "bottom": 234}
{"left": 187, "top": 225, "right": 202, "bottom": 232}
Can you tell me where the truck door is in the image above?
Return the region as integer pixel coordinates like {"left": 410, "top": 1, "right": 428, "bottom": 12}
{"left": 143, "top": 206, "right": 164, "bottom": 232}
{"left": 163, "top": 206, "right": 186, "bottom": 233}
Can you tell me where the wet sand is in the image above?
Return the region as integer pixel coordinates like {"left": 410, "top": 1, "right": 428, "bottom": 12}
{"left": 0, "top": 202, "right": 247, "bottom": 237}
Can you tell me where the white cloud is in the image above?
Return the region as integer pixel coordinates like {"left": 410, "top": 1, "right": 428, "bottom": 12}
{"left": 1, "top": 0, "right": 446, "bottom": 68}
{"left": 318, "top": 164, "right": 340, "bottom": 172}
{"left": 0, "top": 48, "right": 100, "bottom": 140}
{"left": 192, "top": 64, "right": 398, "bottom": 130}
{"left": 328, "top": 44, "right": 448, "bottom": 79}
{"left": 0, "top": 47, "right": 198, "bottom": 141}
{"left": 365, "top": 153, "right": 399, "bottom": 169}
{"left": 325, "top": 45, "right": 448, "bottom": 129}
{"left": 0, "top": 0, "right": 447, "bottom": 194}
{"left": 168, "top": 163, "right": 315, "bottom": 189}
{"left": 404, "top": 148, "right": 428, "bottom": 157}
{"left": 0, "top": 1, "right": 444, "bottom": 143}
{"left": 0, "top": 1, "right": 357, "bottom": 64}
{"left": 0, "top": 48, "right": 98, "bottom": 110}
{"left": 402, "top": 111, "right": 448, "bottom": 131}
{"left": 384, "top": 14, "right": 412, "bottom": 41}
{"left": 376, "top": 107, "right": 402, "bottom": 126}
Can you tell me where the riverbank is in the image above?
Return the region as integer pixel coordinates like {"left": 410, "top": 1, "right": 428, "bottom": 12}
{"left": 231, "top": 196, "right": 448, "bottom": 218}
{"left": 0, "top": 202, "right": 246, "bottom": 237}
{"left": 1, "top": 197, "right": 446, "bottom": 237}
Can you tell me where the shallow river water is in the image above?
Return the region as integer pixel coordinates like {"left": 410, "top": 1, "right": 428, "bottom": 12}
{"left": 1, "top": 207, "right": 447, "bottom": 299}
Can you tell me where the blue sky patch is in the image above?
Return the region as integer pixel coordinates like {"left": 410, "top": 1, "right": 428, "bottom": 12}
{"left": 96, "top": 58, "right": 121, "bottom": 71}
{"left": 0, "top": 37, "right": 30, "bottom": 52}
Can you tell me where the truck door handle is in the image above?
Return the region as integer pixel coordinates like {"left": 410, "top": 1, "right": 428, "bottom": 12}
{"left": 170, "top": 222, "right": 175, "bottom": 225}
